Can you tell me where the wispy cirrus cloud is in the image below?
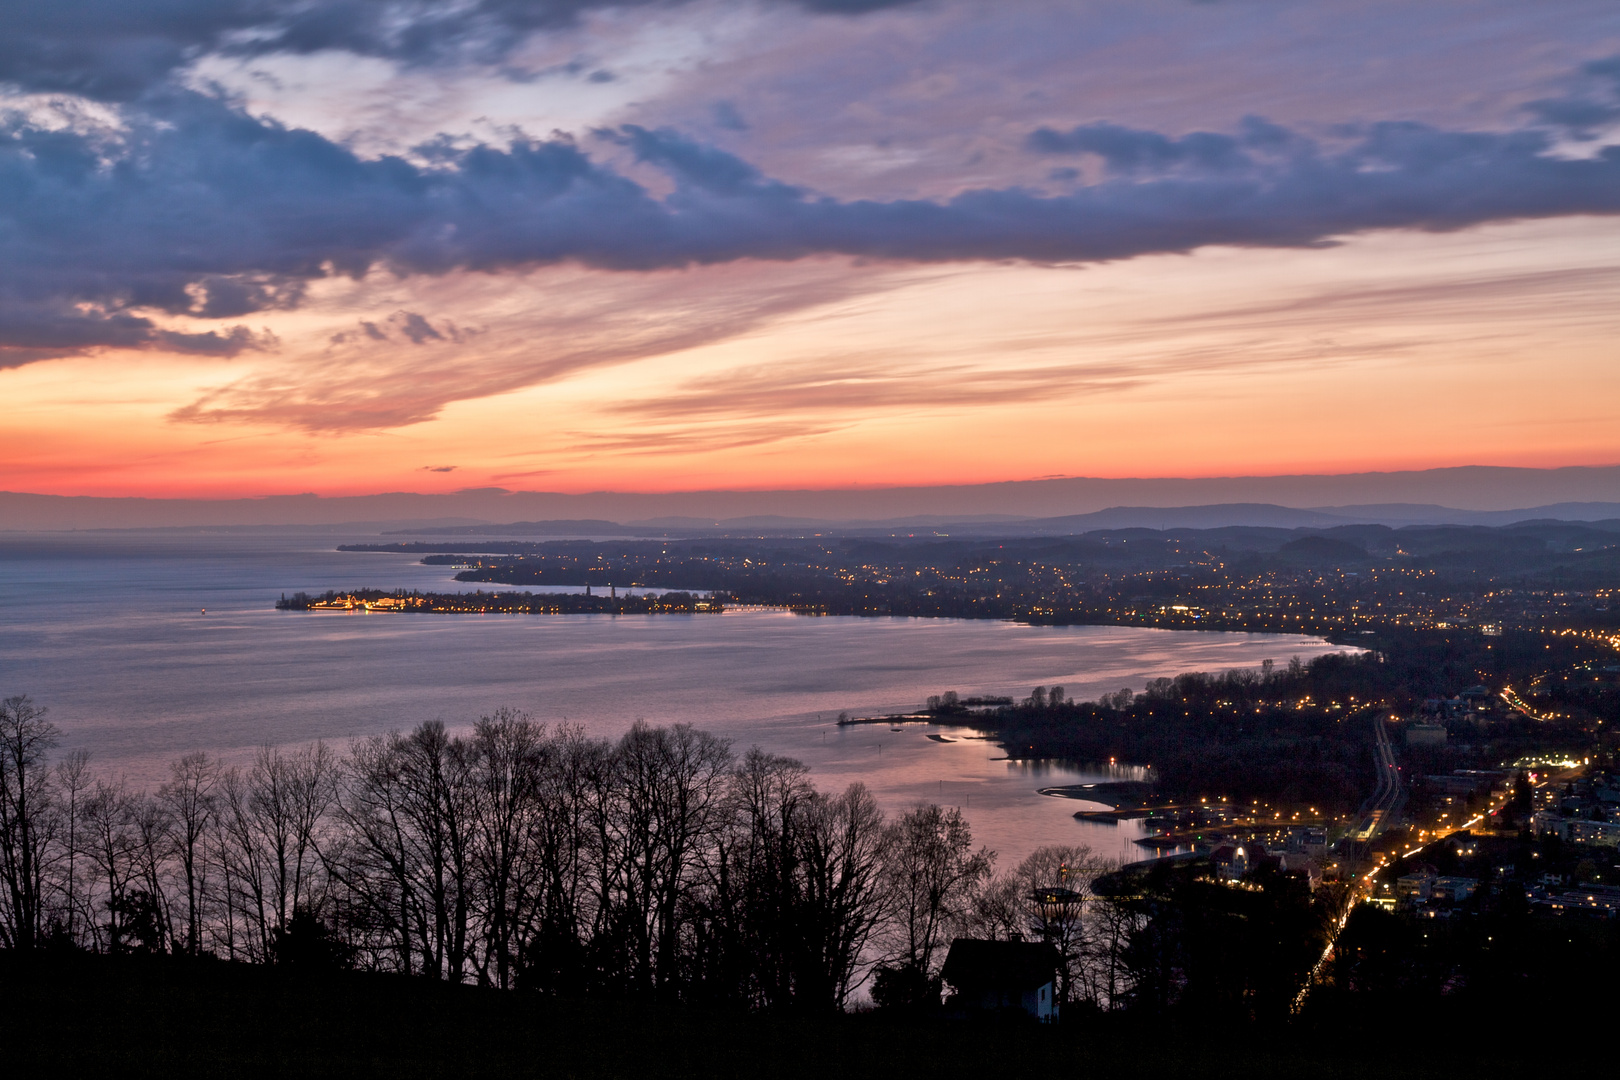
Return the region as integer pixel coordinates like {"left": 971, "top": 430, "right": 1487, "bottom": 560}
{"left": 559, "top": 419, "right": 846, "bottom": 455}
{"left": 166, "top": 260, "right": 909, "bottom": 430}
{"left": 600, "top": 252, "right": 1620, "bottom": 435}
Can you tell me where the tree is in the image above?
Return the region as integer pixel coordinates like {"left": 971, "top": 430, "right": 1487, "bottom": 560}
{"left": 392, "top": 722, "right": 475, "bottom": 981}
{"left": 523, "top": 723, "right": 613, "bottom": 995}
{"left": 335, "top": 731, "right": 430, "bottom": 976}
{"left": 83, "top": 779, "right": 141, "bottom": 953}
{"left": 794, "top": 783, "right": 889, "bottom": 1011}
{"left": 1014, "top": 844, "right": 1102, "bottom": 1002}
{"left": 683, "top": 749, "right": 807, "bottom": 1007}
{"left": 605, "top": 722, "right": 733, "bottom": 994}
{"left": 217, "top": 743, "right": 337, "bottom": 960}
{"left": 465, "top": 709, "right": 546, "bottom": 990}
{"left": 128, "top": 793, "right": 176, "bottom": 952}
{"left": 0, "top": 696, "right": 59, "bottom": 950}
{"left": 159, "top": 752, "right": 218, "bottom": 955}
{"left": 881, "top": 803, "right": 992, "bottom": 980}
{"left": 269, "top": 907, "right": 353, "bottom": 971}
{"left": 1114, "top": 861, "right": 1327, "bottom": 1023}
{"left": 729, "top": 748, "right": 814, "bottom": 1008}
{"left": 52, "top": 749, "right": 93, "bottom": 946}
{"left": 1082, "top": 881, "right": 1143, "bottom": 1011}
{"left": 870, "top": 960, "right": 939, "bottom": 1011}
{"left": 958, "top": 844, "right": 1113, "bottom": 1006}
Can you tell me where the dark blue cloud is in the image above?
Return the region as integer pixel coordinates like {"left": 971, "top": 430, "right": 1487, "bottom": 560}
{"left": 0, "top": 0, "right": 931, "bottom": 100}
{"left": 1524, "top": 54, "right": 1620, "bottom": 138}
{"left": 1027, "top": 122, "right": 1254, "bottom": 173}
{"left": 5, "top": 83, "right": 1620, "bottom": 364}
{"left": 710, "top": 101, "right": 750, "bottom": 132}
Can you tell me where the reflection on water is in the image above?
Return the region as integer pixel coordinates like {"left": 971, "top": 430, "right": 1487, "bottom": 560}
{"left": 0, "top": 531, "right": 1351, "bottom": 867}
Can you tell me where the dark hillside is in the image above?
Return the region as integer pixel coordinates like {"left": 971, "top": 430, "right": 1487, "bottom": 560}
{"left": 0, "top": 951, "right": 1534, "bottom": 1079}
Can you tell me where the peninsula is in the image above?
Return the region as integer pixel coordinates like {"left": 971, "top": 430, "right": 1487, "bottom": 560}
{"left": 274, "top": 589, "right": 720, "bottom": 615}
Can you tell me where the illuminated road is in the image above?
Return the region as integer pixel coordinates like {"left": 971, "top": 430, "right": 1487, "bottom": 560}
{"left": 1352, "top": 710, "right": 1403, "bottom": 843}
{"left": 1500, "top": 684, "right": 1556, "bottom": 722}
{"left": 1294, "top": 707, "right": 1398, "bottom": 1012}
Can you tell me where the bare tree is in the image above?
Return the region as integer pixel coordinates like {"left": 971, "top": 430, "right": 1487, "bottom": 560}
{"left": 0, "top": 701, "right": 1125, "bottom": 1016}
{"left": 217, "top": 743, "right": 338, "bottom": 959}
{"left": 159, "top": 752, "right": 217, "bottom": 955}
{"left": 0, "top": 697, "right": 59, "bottom": 950}
{"left": 519, "top": 723, "right": 608, "bottom": 993}
{"left": 726, "top": 748, "right": 814, "bottom": 1007}
{"left": 395, "top": 722, "right": 476, "bottom": 981}
{"left": 466, "top": 709, "right": 546, "bottom": 989}
{"left": 83, "top": 779, "right": 140, "bottom": 952}
{"left": 334, "top": 733, "right": 422, "bottom": 974}
{"left": 1013, "top": 844, "right": 1101, "bottom": 1002}
{"left": 607, "top": 722, "right": 733, "bottom": 993}
{"left": 128, "top": 792, "right": 176, "bottom": 951}
{"left": 961, "top": 873, "right": 1025, "bottom": 942}
{"left": 52, "top": 749, "right": 93, "bottom": 945}
{"left": 795, "top": 782, "right": 889, "bottom": 1010}
{"left": 881, "top": 803, "right": 993, "bottom": 981}
{"left": 1078, "top": 883, "right": 1142, "bottom": 1011}
{"left": 217, "top": 765, "right": 272, "bottom": 959}
{"left": 262, "top": 741, "right": 338, "bottom": 927}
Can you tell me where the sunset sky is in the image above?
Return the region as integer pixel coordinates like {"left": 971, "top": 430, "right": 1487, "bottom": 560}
{"left": 4, "top": 0, "right": 1619, "bottom": 498}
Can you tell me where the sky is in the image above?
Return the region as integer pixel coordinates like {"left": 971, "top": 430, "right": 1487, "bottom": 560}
{"left": 3, "top": 0, "right": 1620, "bottom": 500}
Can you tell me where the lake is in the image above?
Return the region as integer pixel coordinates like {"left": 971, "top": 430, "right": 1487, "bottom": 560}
{"left": 0, "top": 530, "right": 1351, "bottom": 867}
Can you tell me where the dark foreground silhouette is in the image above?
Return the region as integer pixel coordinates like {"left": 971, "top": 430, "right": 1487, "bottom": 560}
{"left": 0, "top": 947, "right": 1565, "bottom": 1080}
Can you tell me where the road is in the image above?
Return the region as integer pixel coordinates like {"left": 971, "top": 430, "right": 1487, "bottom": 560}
{"left": 1294, "top": 707, "right": 1399, "bottom": 1012}
{"left": 1352, "top": 709, "right": 1403, "bottom": 844}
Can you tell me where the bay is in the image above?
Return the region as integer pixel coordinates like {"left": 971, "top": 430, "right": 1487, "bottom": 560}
{"left": 0, "top": 530, "right": 1350, "bottom": 867}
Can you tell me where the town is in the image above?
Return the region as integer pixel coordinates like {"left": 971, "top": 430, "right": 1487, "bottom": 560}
{"left": 345, "top": 518, "right": 1620, "bottom": 638}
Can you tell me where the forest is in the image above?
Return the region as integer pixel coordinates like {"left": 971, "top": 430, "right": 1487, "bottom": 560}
{"left": 0, "top": 694, "right": 1166, "bottom": 1015}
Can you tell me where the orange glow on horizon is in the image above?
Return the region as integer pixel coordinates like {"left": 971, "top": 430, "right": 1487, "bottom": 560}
{"left": 7, "top": 218, "right": 1620, "bottom": 502}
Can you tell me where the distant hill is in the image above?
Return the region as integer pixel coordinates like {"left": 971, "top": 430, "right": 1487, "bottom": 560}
{"left": 5, "top": 465, "right": 1620, "bottom": 532}
{"left": 388, "top": 519, "right": 656, "bottom": 537}
{"left": 1275, "top": 535, "right": 1370, "bottom": 565}
{"left": 992, "top": 504, "right": 1358, "bottom": 532}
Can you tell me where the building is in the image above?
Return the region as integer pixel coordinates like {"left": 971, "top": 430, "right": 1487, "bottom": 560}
{"left": 1210, "top": 843, "right": 1263, "bottom": 880}
{"left": 1431, "top": 876, "right": 1478, "bottom": 902}
{"left": 1396, "top": 869, "right": 1437, "bottom": 902}
{"left": 939, "top": 939, "right": 1061, "bottom": 1022}
{"left": 1532, "top": 812, "right": 1620, "bottom": 848}
{"left": 1540, "top": 885, "right": 1620, "bottom": 917}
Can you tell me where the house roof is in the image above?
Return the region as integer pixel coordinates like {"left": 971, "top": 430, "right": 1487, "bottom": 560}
{"left": 940, "top": 939, "right": 1060, "bottom": 992}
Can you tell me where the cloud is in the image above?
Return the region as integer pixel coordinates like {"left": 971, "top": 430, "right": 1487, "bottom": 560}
{"left": 394, "top": 311, "right": 448, "bottom": 344}
{"left": 1524, "top": 55, "right": 1620, "bottom": 139}
{"left": 0, "top": 0, "right": 930, "bottom": 100}
{"left": 1025, "top": 118, "right": 1276, "bottom": 173}
{"left": 0, "top": 306, "right": 274, "bottom": 370}
{"left": 167, "top": 259, "right": 904, "bottom": 429}
{"left": 600, "top": 253, "right": 1620, "bottom": 430}
{"left": 710, "top": 101, "right": 749, "bottom": 132}
{"left": 561, "top": 419, "right": 845, "bottom": 455}
{"left": 6, "top": 67, "right": 1620, "bottom": 377}
{"left": 609, "top": 358, "right": 1150, "bottom": 420}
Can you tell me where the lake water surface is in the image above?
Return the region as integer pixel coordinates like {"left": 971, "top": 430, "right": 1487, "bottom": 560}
{"left": 0, "top": 531, "right": 1350, "bottom": 866}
